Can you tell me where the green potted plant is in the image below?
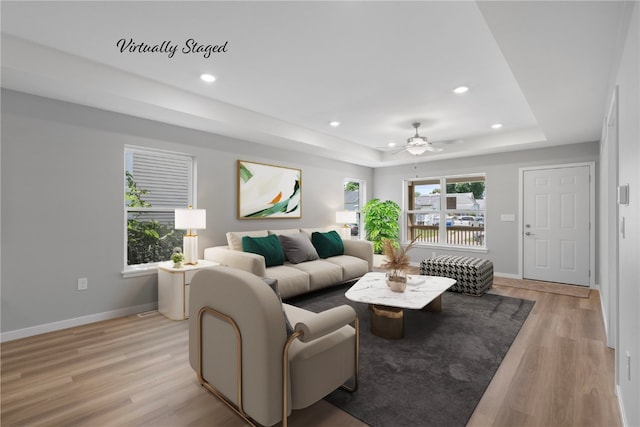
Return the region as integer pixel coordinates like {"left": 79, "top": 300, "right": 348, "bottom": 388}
{"left": 362, "top": 199, "right": 401, "bottom": 254}
{"left": 171, "top": 248, "right": 184, "bottom": 268}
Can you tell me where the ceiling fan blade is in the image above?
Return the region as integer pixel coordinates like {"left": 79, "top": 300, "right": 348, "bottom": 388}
{"left": 390, "top": 147, "right": 407, "bottom": 155}
{"left": 425, "top": 145, "right": 444, "bottom": 152}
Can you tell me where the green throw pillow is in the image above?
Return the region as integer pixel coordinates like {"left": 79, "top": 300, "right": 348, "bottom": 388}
{"left": 311, "top": 230, "right": 344, "bottom": 259}
{"left": 242, "top": 234, "right": 285, "bottom": 267}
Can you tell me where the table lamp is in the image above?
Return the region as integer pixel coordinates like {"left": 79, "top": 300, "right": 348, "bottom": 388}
{"left": 335, "top": 210, "right": 357, "bottom": 239}
{"left": 175, "top": 206, "right": 206, "bottom": 265}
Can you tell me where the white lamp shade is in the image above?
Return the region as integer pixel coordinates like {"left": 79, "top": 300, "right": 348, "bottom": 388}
{"left": 175, "top": 208, "right": 206, "bottom": 230}
{"left": 335, "top": 210, "right": 357, "bottom": 224}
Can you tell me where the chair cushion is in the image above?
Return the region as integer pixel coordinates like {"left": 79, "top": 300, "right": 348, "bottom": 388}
{"left": 242, "top": 234, "right": 285, "bottom": 267}
{"left": 311, "top": 230, "right": 344, "bottom": 259}
{"left": 283, "top": 304, "right": 356, "bottom": 409}
{"left": 277, "top": 232, "right": 320, "bottom": 264}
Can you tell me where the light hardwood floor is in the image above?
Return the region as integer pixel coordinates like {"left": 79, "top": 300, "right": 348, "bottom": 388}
{"left": 1, "top": 284, "right": 621, "bottom": 427}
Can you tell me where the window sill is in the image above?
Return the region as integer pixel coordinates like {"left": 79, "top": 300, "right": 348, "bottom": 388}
{"left": 121, "top": 264, "right": 159, "bottom": 278}
{"left": 410, "top": 243, "right": 488, "bottom": 254}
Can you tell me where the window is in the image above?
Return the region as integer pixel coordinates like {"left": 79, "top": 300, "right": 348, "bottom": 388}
{"left": 405, "top": 174, "right": 485, "bottom": 248}
{"left": 344, "top": 179, "right": 365, "bottom": 238}
{"left": 124, "top": 146, "right": 195, "bottom": 269}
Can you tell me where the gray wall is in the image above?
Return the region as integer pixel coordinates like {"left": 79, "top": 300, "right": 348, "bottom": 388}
{"left": 0, "top": 89, "right": 372, "bottom": 333}
{"left": 373, "top": 143, "right": 599, "bottom": 276}
{"left": 611, "top": 3, "right": 640, "bottom": 424}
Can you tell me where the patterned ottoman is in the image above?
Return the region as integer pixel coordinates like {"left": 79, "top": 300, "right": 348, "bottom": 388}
{"left": 420, "top": 255, "right": 493, "bottom": 296}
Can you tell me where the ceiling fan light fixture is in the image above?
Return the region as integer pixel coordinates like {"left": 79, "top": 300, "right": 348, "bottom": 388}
{"left": 406, "top": 145, "right": 428, "bottom": 155}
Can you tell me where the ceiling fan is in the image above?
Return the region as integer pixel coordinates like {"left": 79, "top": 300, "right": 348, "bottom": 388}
{"left": 385, "top": 122, "right": 444, "bottom": 156}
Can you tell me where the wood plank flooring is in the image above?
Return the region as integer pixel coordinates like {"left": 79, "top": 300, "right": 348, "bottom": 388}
{"left": 493, "top": 276, "right": 591, "bottom": 298}
{"left": 1, "top": 283, "right": 621, "bottom": 427}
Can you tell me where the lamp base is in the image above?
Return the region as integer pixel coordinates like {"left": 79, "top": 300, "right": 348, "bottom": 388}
{"left": 338, "top": 226, "right": 351, "bottom": 240}
{"left": 183, "top": 235, "right": 198, "bottom": 265}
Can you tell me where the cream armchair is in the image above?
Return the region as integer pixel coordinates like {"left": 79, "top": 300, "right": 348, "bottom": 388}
{"left": 188, "top": 266, "right": 359, "bottom": 427}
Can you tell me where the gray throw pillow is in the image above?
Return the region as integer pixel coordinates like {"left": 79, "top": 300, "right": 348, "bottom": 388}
{"left": 278, "top": 232, "right": 320, "bottom": 264}
{"left": 263, "top": 277, "right": 294, "bottom": 336}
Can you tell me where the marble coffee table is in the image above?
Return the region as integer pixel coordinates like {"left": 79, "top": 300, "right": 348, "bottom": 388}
{"left": 346, "top": 272, "right": 456, "bottom": 339}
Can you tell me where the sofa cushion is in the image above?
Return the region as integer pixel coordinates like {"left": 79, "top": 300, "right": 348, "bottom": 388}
{"left": 267, "top": 265, "right": 311, "bottom": 299}
{"left": 268, "top": 228, "right": 301, "bottom": 236}
{"left": 242, "top": 234, "right": 285, "bottom": 267}
{"left": 325, "top": 255, "right": 369, "bottom": 281}
{"left": 277, "top": 233, "right": 320, "bottom": 264}
{"left": 289, "top": 260, "right": 343, "bottom": 292}
{"left": 311, "top": 231, "right": 344, "bottom": 259}
{"left": 227, "top": 230, "right": 268, "bottom": 251}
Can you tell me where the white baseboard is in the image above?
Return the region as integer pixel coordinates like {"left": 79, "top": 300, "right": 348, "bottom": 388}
{"left": 0, "top": 302, "right": 158, "bottom": 343}
{"left": 616, "top": 385, "right": 628, "bottom": 427}
{"left": 493, "top": 272, "right": 521, "bottom": 280}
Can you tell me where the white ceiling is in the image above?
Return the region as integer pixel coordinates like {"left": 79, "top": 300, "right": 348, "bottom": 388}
{"left": 0, "top": 1, "right": 632, "bottom": 167}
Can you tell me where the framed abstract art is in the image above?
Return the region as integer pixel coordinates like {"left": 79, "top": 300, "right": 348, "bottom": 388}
{"left": 237, "top": 160, "right": 302, "bottom": 219}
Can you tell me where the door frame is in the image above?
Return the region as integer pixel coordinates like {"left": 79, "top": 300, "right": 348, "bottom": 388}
{"left": 518, "top": 162, "right": 596, "bottom": 287}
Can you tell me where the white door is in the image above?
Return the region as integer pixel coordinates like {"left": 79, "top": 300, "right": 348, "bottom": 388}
{"left": 523, "top": 166, "right": 591, "bottom": 286}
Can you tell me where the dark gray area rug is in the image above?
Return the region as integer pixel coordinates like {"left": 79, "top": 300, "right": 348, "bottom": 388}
{"left": 287, "top": 284, "right": 535, "bottom": 427}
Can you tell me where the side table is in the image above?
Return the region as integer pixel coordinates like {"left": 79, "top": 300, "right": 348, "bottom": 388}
{"left": 157, "top": 260, "right": 219, "bottom": 320}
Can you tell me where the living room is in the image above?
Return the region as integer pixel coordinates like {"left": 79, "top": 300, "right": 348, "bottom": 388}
{"left": 2, "top": 1, "right": 639, "bottom": 426}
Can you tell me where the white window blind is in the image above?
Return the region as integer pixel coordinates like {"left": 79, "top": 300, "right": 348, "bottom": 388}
{"left": 127, "top": 149, "right": 192, "bottom": 208}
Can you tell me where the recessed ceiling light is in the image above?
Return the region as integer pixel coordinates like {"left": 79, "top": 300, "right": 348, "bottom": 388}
{"left": 453, "top": 86, "right": 469, "bottom": 94}
{"left": 200, "top": 73, "right": 216, "bottom": 83}
{"left": 491, "top": 123, "right": 503, "bottom": 129}
{"left": 388, "top": 142, "right": 397, "bottom": 147}
{"left": 329, "top": 121, "right": 341, "bottom": 127}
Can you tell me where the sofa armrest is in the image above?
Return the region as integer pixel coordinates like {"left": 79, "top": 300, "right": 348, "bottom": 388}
{"left": 203, "top": 246, "right": 267, "bottom": 277}
{"left": 294, "top": 305, "right": 356, "bottom": 343}
{"left": 343, "top": 239, "right": 374, "bottom": 272}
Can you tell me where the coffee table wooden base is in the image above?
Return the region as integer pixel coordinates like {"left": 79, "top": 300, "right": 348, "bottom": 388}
{"left": 369, "top": 296, "right": 444, "bottom": 339}
{"left": 369, "top": 304, "right": 404, "bottom": 339}
{"left": 423, "top": 294, "right": 442, "bottom": 312}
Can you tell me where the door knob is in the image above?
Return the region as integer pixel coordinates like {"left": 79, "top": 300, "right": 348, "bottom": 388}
{"left": 525, "top": 231, "right": 533, "bottom": 236}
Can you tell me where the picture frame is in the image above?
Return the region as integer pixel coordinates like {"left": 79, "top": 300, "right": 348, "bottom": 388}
{"left": 238, "top": 160, "right": 302, "bottom": 219}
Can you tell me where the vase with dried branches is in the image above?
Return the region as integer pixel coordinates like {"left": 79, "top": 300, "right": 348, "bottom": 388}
{"left": 380, "top": 237, "right": 419, "bottom": 292}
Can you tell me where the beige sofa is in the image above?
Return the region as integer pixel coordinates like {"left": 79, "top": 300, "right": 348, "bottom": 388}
{"left": 204, "top": 227, "right": 373, "bottom": 299}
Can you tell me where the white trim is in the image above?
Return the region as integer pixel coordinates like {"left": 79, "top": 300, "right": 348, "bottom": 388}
{"left": 616, "top": 385, "right": 628, "bottom": 427}
{"left": 0, "top": 302, "right": 158, "bottom": 343}
{"left": 518, "top": 162, "right": 596, "bottom": 286}
{"left": 599, "top": 286, "right": 612, "bottom": 349}
{"left": 493, "top": 271, "right": 521, "bottom": 280}
{"left": 121, "top": 263, "right": 159, "bottom": 278}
